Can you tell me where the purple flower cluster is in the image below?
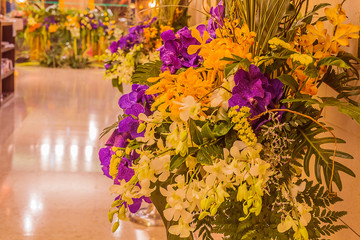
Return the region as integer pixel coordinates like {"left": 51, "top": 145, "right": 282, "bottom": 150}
{"left": 159, "top": 25, "right": 204, "bottom": 73}
{"left": 228, "top": 65, "right": 283, "bottom": 118}
{"left": 98, "top": 84, "right": 154, "bottom": 213}
{"left": 44, "top": 16, "right": 56, "bottom": 30}
{"left": 157, "top": 1, "right": 224, "bottom": 73}
{"left": 109, "top": 17, "right": 157, "bottom": 54}
{"left": 207, "top": 0, "right": 224, "bottom": 38}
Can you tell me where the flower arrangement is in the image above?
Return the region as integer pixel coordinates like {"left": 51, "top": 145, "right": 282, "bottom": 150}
{"left": 102, "top": 0, "right": 191, "bottom": 91}
{"left": 103, "top": 17, "right": 172, "bottom": 91}
{"left": 99, "top": 1, "right": 360, "bottom": 239}
{"left": 20, "top": 4, "right": 117, "bottom": 68}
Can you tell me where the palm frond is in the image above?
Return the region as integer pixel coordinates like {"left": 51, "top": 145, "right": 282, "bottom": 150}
{"left": 290, "top": 120, "right": 355, "bottom": 191}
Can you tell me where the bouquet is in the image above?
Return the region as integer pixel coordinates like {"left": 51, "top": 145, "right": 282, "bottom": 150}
{"left": 99, "top": 1, "right": 360, "bottom": 239}
{"left": 20, "top": 3, "right": 116, "bottom": 67}
{"left": 103, "top": 17, "right": 171, "bottom": 91}
{"left": 102, "top": 0, "right": 191, "bottom": 92}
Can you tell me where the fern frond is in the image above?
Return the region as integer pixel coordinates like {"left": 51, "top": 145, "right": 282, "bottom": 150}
{"left": 132, "top": 60, "right": 162, "bottom": 85}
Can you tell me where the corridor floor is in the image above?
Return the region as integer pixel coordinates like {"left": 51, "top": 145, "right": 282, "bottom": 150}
{"left": 0, "top": 66, "right": 165, "bottom": 240}
{"left": 1, "top": 66, "right": 360, "bottom": 240}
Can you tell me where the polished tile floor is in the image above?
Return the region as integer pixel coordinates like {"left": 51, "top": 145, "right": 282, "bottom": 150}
{"left": 0, "top": 66, "right": 360, "bottom": 240}
{"left": 0, "top": 66, "right": 166, "bottom": 240}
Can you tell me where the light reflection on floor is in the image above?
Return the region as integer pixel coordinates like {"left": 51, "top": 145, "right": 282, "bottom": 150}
{"left": 0, "top": 66, "right": 166, "bottom": 239}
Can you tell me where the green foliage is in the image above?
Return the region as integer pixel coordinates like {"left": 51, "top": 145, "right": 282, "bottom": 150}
{"left": 321, "top": 54, "right": 360, "bottom": 106}
{"left": 132, "top": 60, "right": 163, "bottom": 85}
{"left": 211, "top": 187, "right": 291, "bottom": 240}
{"left": 296, "top": 180, "right": 347, "bottom": 238}
{"left": 282, "top": 96, "right": 360, "bottom": 125}
{"left": 277, "top": 74, "right": 299, "bottom": 92}
{"left": 40, "top": 46, "right": 65, "bottom": 68}
{"left": 222, "top": 55, "right": 251, "bottom": 78}
{"left": 317, "top": 57, "right": 350, "bottom": 69}
{"left": 66, "top": 47, "right": 91, "bottom": 69}
{"left": 290, "top": 119, "right": 354, "bottom": 190}
{"left": 99, "top": 115, "right": 122, "bottom": 139}
{"left": 193, "top": 215, "right": 214, "bottom": 240}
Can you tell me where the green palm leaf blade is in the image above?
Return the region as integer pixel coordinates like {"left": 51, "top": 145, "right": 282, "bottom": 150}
{"left": 291, "top": 122, "right": 355, "bottom": 191}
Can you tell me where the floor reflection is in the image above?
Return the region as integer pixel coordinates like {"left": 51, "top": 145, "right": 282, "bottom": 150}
{"left": 0, "top": 66, "right": 167, "bottom": 239}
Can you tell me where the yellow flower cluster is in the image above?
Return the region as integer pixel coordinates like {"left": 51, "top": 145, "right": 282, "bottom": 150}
{"left": 48, "top": 24, "right": 58, "bottom": 33}
{"left": 290, "top": 53, "right": 313, "bottom": 66}
{"left": 288, "top": 5, "right": 360, "bottom": 95}
{"left": 228, "top": 106, "right": 257, "bottom": 146}
{"left": 188, "top": 24, "right": 255, "bottom": 73}
{"left": 109, "top": 147, "right": 124, "bottom": 179}
{"left": 269, "top": 37, "right": 292, "bottom": 50}
{"left": 143, "top": 27, "right": 158, "bottom": 43}
{"left": 146, "top": 68, "right": 221, "bottom": 121}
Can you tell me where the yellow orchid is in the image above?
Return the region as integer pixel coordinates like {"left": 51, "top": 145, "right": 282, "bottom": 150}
{"left": 48, "top": 24, "right": 58, "bottom": 33}
{"left": 187, "top": 29, "right": 210, "bottom": 55}
{"left": 306, "top": 21, "right": 327, "bottom": 39}
{"left": 146, "top": 68, "right": 219, "bottom": 121}
{"left": 325, "top": 4, "right": 346, "bottom": 26}
{"left": 333, "top": 23, "right": 360, "bottom": 46}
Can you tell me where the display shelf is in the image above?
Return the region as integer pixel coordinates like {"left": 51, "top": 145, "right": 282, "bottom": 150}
{"left": 0, "top": 20, "right": 15, "bottom": 107}
{"left": 1, "top": 91, "right": 14, "bottom": 105}
{"left": 1, "top": 69, "right": 14, "bottom": 80}
{"left": 1, "top": 46, "right": 15, "bottom": 53}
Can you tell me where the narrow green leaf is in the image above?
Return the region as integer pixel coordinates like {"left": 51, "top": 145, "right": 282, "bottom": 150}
{"left": 201, "top": 123, "right": 216, "bottom": 140}
{"left": 277, "top": 74, "right": 299, "bottom": 91}
{"left": 170, "top": 154, "right": 187, "bottom": 171}
{"left": 304, "top": 63, "right": 319, "bottom": 78}
{"left": 318, "top": 57, "right": 350, "bottom": 68}
{"left": 224, "top": 62, "right": 239, "bottom": 78}
{"left": 197, "top": 149, "right": 212, "bottom": 165}
{"left": 213, "top": 121, "right": 232, "bottom": 137}
{"left": 338, "top": 104, "right": 360, "bottom": 125}
{"left": 189, "top": 119, "right": 203, "bottom": 145}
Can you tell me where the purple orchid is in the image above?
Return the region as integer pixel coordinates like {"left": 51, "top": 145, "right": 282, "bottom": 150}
{"left": 228, "top": 65, "right": 283, "bottom": 119}
{"left": 98, "top": 146, "right": 112, "bottom": 178}
{"left": 43, "top": 16, "right": 56, "bottom": 30}
{"left": 115, "top": 195, "right": 152, "bottom": 213}
{"left": 207, "top": 1, "right": 224, "bottom": 38}
{"left": 99, "top": 84, "right": 155, "bottom": 212}
{"left": 158, "top": 25, "right": 206, "bottom": 73}
{"left": 109, "top": 41, "right": 119, "bottom": 54}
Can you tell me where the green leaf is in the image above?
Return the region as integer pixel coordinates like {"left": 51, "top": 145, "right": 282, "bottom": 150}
{"left": 224, "top": 62, "right": 240, "bottom": 78}
{"left": 320, "top": 97, "right": 360, "bottom": 124}
{"left": 338, "top": 104, "right": 360, "bottom": 125}
{"left": 304, "top": 62, "right": 319, "bottom": 78}
{"left": 312, "top": 3, "right": 331, "bottom": 12}
{"left": 223, "top": 56, "right": 251, "bottom": 78}
{"left": 213, "top": 121, "right": 233, "bottom": 137}
{"left": 197, "top": 148, "right": 212, "bottom": 165}
{"left": 190, "top": 119, "right": 203, "bottom": 145}
{"left": 201, "top": 123, "right": 216, "bottom": 140}
{"left": 277, "top": 74, "right": 299, "bottom": 91}
{"left": 233, "top": 55, "right": 251, "bottom": 70}
{"left": 292, "top": 123, "right": 355, "bottom": 190}
{"left": 170, "top": 154, "right": 187, "bottom": 171}
{"left": 317, "top": 57, "right": 350, "bottom": 68}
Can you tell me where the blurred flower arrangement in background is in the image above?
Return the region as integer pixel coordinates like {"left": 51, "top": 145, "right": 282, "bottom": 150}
{"left": 99, "top": 0, "right": 360, "bottom": 239}
{"left": 19, "top": 3, "right": 117, "bottom": 68}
